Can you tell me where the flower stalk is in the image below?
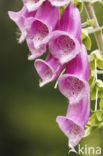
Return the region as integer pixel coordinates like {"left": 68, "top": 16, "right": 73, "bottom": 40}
{"left": 84, "top": 2, "right": 103, "bottom": 52}
{"left": 84, "top": 1, "right": 103, "bottom": 112}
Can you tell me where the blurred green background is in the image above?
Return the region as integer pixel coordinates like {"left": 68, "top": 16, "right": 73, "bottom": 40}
{"left": 0, "top": 1, "right": 103, "bottom": 156}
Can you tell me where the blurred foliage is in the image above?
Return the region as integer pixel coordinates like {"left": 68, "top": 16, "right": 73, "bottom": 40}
{"left": 0, "top": 1, "right": 103, "bottom": 156}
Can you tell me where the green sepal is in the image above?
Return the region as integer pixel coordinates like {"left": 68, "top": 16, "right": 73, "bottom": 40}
{"left": 60, "top": 7, "right": 65, "bottom": 16}
{"left": 96, "top": 110, "right": 103, "bottom": 122}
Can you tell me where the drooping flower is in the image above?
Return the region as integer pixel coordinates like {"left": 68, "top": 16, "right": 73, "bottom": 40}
{"left": 58, "top": 44, "right": 90, "bottom": 103}
{"left": 56, "top": 93, "right": 90, "bottom": 147}
{"left": 26, "top": 0, "right": 59, "bottom": 60}
{"left": 34, "top": 54, "right": 63, "bottom": 87}
{"left": 22, "top": 0, "right": 45, "bottom": 12}
{"left": 8, "top": 6, "right": 36, "bottom": 43}
{"left": 48, "top": 3, "right": 81, "bottom": 64}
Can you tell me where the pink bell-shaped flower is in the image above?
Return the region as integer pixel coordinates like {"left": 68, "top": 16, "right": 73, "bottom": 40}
{"left": 58, "top": 44, "right": 90, "bottom": 103}
{"left": 8, "top": 6, "right": 36, "bottom": 43}
{"left": 34, "top": 54, "right": 63, "bottom": 87}
{"left": 26, "top": 1, "right": 59, "bottom": 59}
{"left": 56, "top": 93, "right": 90, "bottom": 147}
{"left": 48, "top": 3, "right": 81, "bottom": 64}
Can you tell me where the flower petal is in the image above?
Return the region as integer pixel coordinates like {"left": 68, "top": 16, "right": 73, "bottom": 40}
{"left": 56, "top": 116, "right": 85, "bottom": 147}
{"left": 34, "top": 54, "right": 63, "bottom": 87}
{"left": 27, "top": 39, "right": 47, "bottom": 60}
{"left": 57, "top": 3, "right": 81, "bottom": 40}
{"left": 23, "top": 0, "right": 45, "bottom": 12}
{"left": 56, "top": 93, "right": 90, "bottom": 147}
{"left": 8, "top": 6, "right": 36, "bottom": 43}
{"left": 49, "top": 0, "right": 70, "bottom": 7}
{"left": 26, "top": 1, "right": 59, "bottom": 49}
{"left": 35, "top": 1, "right": 59, "bottom": 31}
{"left": 66, "top": 94, "right": 90, "bottom": 127}
{"left": 58, "top": 74, "right": 89, "bottom": 103}
{"left": 48, "top": 31, "right": 80, "bottom": 64}
{"left": 65, "top": 44, "right": 90, "bottom": 81}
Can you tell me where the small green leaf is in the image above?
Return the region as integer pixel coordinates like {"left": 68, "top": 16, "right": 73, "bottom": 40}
{"left": 96, "top": 111, "right": 103, "bottom": 122}
{"left": 89, "top": 59, "right": 95, "bottom": 71}
{"left": 100, "top": 99, "right": 103, "bottom": 109}
{"left": 85, "top": 111, "right": 103, "bottom": 137}
{"left": 81, "top": 30, "right": 91, "bottom": 50}
{"left": 90, "top": 87, "right": 96, "bottom": 100}
{"left": 96, "top": 80, "right": 103, "bottom": 98}
{"left": 89, "top": 75, "right": 96, "bottom": 100}
{"left": 87, "top": 113, "right": 98, "bottom": 126}
{"left": 84, "top": 127, "right": 92, "bottom": 137}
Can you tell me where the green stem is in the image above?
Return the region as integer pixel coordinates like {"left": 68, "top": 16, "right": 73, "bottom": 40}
{"left": 84, "top": 2, "right": 103, "bottom": 52}
{"left": 88, "top": 26, "right": 103, "bottom": 34}
{"left": 84, "top": 2, "right": 103, "bottom": 111}
{"left": 95, "top": 89, "right": 98, "bottom": 110}
{"left": 95, "top": 60, "right": 98, "bottom": 111}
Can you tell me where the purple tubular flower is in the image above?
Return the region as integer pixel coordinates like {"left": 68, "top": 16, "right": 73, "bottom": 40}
{"left": 56, "top": 94, "right": 90, "bottom": 147}
{"left": 34, "top": 54, "right": 63, "bottom": 87}
{"left": 49, "top": 0, "right": 70, "bottom": 7}
{"left": 26, "top": 1, "right": 59, "bottom": 59}
{"left": 22, "top": 0, "right": 45, "bottom": 12}
{"left": 8, "top": 6, "right": 36, "bottom": 43}
{"left": 48, "top": 3, "right": 81, "bottom": 64}
{"left": 58, "top": 44, "right": 90, "bottom": 103}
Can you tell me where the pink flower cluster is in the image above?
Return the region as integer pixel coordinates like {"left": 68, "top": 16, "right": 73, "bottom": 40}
{"left": 8, "top": 0, "right": 90, "bottom": 147}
